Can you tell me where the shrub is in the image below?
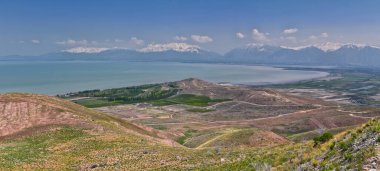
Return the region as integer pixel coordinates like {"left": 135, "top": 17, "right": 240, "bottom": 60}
{"left": 344, "top": 153, "right": 353, "bottom": 161}
{"left": 338, "top": 141, "right": 349, "bottom": 151}
{"left": 329, "top": 141, "right": 336, "bottom": 150}
{"left": 313, "top": 132, "right": 333, "bottom": 146}
{"left": 176, "top": 136, "right": 186, "bottom": 145}
{"left": 312, "top": 159, "right": 318, "bottom": 167}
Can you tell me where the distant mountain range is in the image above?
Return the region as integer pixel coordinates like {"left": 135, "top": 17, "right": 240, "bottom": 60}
{"left": 224, "top": 43, "right": 380, "bottom": 67}
{"left": 2, "top": 43, "right": 380, "bottom": 67}
{"left": 0, "top": 43, "right": 221, "bottom": 63}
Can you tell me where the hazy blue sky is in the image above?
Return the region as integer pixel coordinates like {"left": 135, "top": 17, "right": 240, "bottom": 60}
{"left": 1, "top": 0, "right": 380, "bottom": 55}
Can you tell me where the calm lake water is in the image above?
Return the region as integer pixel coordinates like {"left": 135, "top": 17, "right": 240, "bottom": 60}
{"left": 0, "top": 61, "right": 328, "bottom": 95}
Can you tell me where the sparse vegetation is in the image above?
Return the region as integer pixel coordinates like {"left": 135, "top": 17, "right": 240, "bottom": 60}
{"left": 272, "top": 68, "right": 380, "bottom": 106}
{"left": 1, "top": 77, "right": 379, "bottom": 170}
{"left": 0, "top": 127, "right": 86, "bottom": 169}
{"left": 73, "top": 98, "right": 123, "bottom": 108}
{"left": 313, "top": 132, "right": 333, "bottom": 146}
{"left": 299, "top": 119, "right": 380, "bottom": 170}
{"left": 176, "top": 129, "right": 198, "bottom": 145}
{"left": 186, "top": 108, "right": 216, "bottom": 113}
{"left": 150, "top": 124, "right": 168, "bottom": 130}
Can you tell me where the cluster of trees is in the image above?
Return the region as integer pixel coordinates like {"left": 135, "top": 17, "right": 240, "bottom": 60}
{"left": 71, "top": 84, "right": 160, "bottom": 98}
{"left": 60, "top": 83, "right": 181, "bottom": 104}
{"left": 111, "top": 89, "right": 179, "bottom": 104}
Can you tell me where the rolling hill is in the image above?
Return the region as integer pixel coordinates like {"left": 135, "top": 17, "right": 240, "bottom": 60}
{"left": 0, "top": 93, "right": 299, "bottom": 170}
{"left": 0, "top": 93, "right": 188, "bottom": 170}
{"left": 0, "top": 81, "right": 379, "bottom": 170}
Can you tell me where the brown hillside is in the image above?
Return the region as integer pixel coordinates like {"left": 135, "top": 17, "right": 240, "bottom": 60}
{"left": 0, "top": 93, "right": 178, "bottom": 146}
{"left": 177, "top": 78, "right": 298, "bottom": 106}
{"left": 0, "top": 93, "right": 89, "bottom": 137}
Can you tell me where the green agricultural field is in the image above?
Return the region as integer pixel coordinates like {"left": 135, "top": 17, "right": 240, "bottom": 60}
{"left": 64, "top": 83, "right": 180, "bottom": 108}
{"left": 150, "top": 94, "right": 229, "bottom": 107}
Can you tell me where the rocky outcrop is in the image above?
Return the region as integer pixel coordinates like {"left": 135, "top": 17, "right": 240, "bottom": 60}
{"left": 299, "top": 119, "right": 380, "bottom": 170}
{"left": 363, "top": 145, "right": 380, "bottom": 171}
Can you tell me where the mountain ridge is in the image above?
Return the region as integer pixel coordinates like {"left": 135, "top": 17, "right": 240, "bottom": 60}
{"left": 2, "top": 43, "right": 380, "bottom": 67}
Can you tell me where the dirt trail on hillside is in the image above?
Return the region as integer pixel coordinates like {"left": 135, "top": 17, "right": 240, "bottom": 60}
{"left": 144, "top": 107, "right": 322, "bottom": 126}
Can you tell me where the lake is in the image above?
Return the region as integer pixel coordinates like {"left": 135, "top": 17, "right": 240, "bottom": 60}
{"left": 0, "top": 61, "right": 328, "bottom": 95}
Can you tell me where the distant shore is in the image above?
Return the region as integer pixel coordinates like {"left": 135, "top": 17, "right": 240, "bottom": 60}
{"left": 0, "top": 61, "right": 329, "bottom": 95}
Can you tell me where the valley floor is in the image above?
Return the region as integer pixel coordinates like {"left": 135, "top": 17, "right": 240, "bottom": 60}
{"left": 93, "top": 78, "right": 377, "bottom": 147}
{"left": 1, "top": 72, "right": 379, "bottom": 170}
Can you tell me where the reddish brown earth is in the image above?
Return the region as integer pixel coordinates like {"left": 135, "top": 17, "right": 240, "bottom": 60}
{"left": 97, "top": 78, "right": 377, "bottom": 145}
{"left": 177, "top": 78, "right": 295, "bottom": 106}
{"left": 1, "top": 79, "right": 373, "bottom": 148}
{"left": 0, "top": 93, "right": 182, "bottom": 147}
{"left": 0, "top": 93, "right": 85, "bottom": 137}
{"left": 175, "top": 79, "right": 372, "bottom": 134}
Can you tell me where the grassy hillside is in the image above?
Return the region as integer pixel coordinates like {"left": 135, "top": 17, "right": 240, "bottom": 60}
{"left": 181, "top": 128, "right": 288, "bottom": 149}
{"left": 0, "top": 93, "right": 293, "bottom": 170}
{"left": 1, "top": 93, "right": 378, "bottom": 170}
{"left": 202, "top": 119, "right": 379, "bottom": 170}
{"left": 300, "top": 119, "right": 380, "bottom": 170}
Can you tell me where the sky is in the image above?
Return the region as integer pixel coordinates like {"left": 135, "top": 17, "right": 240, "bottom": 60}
{"left": 1, "top": 0, "right": 380, "bottom": 55}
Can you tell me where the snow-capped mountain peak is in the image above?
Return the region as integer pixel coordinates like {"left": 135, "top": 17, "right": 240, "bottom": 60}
{"left": 282, "top": 42, "right": 379, "bottom": 52}
{"left": 313, "top": 42, "right": 343, "bottom": 52}
{"left": 243, "top": 43, "right": 280, "bottom": 52}
{"left": 339, "top": 43, "right": 367, "bottom": 49}
{"left": 138, "top": 43, "right": 201, "bottom": 53}
{"left": 63, "top": 47, "right": 110, "bottom": 53}
{"left": 280, "top": 45, "right": 312, "bottom": 51}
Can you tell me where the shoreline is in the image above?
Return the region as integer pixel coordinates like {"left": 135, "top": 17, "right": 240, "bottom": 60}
{"left": 218, "top": 71, "right": 330, "bottom": 88}
{"left": 56, "top": 70, "right": 330, "bottom": 96}
{"left": 0, "top": 61, "right": 330, "bottom": 95}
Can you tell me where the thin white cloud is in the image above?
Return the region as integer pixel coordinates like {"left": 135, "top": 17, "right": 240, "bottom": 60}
{"left": 114, "top": 39, "right": 124, "bottom": 43}
{"left": 236, "top": 32, "right": 245, "bottom": 39}
{"left": 282, "top": 36, "right": 297, "bottom": 43}
{"left": 307, "top": 32, "right": 329, "bottom": 42}
{"left": 129, "top": 37, "right": 144, "bottom": 46}
{"left": 283, "top": 28, "right": 298, "bottom": 34}
{"left": 63, "top": 47, "right": 109, "bottom": 53}
{"left": 31, "top": 40, "right": 40, "bottom": 44}
{"left": 321, "top": 32, "right": 329, "bottom": 38}
{"left": 56, "top": 39, "right": 89, "bottom": 46}
{"left": 308, "top": 35, "right": 318, "bottom": 41}
{"left": 174, "top": 36, "right": 187, "bottom": 41}
{"left": 252, "top": 29, "right": 269, "bottom": 42}
{"left": 139, "top": 43, "right": 200, "bottom": 53}
{"left": 191, "top": 35, "right": 213, "bottom": 43}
